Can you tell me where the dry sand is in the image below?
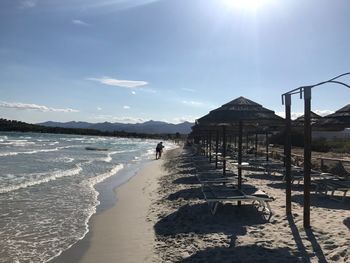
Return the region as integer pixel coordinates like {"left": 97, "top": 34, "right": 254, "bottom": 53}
{"left": 151, "top": 147, "right": 350, "bottom": 262}
{"left": 53, "top": 147, "right": 349, "bottom": 263}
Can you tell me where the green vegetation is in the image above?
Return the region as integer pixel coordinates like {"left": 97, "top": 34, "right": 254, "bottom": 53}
{"left": 0, "top": 118, "right": 185, "bottom": 141}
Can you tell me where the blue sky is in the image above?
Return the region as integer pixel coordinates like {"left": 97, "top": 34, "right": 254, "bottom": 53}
{"left": 1, "top": 0, "right": 349, "bottom": 124}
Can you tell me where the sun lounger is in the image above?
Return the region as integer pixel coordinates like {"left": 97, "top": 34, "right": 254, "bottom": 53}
{"left": 201, "top": 184, "right": 274, "bottom": 219}
{"left": 313, "top": 178, "right": 350, "bottom": 202}
{"left": 289, "top": 170, "right": 333, "bottom": 185}
{"left": 196, "top": 168, "right": 242, "bottom": 184}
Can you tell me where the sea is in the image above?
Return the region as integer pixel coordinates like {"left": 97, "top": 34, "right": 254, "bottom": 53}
{"left": 0, "top": 132, "right": 174, "bottom": 263}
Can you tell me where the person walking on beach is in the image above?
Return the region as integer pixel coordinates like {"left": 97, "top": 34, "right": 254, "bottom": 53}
{"left": 156, "top": 142, "right": 164, "bottom": 160}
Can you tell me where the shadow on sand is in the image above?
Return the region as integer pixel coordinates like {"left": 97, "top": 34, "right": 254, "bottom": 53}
{"left": 344, "top": 217, "right": 350, "bottom": 230}
{"left": 266, "top": 182, "right": 305, "bottom": 192}
{"left": 246, "top": 172, "right": 284, "bottom": 181}
{"left": 177, "top": 244, "right": 299, "bottom": 263}
{"left": 167, "top": 187, "right": 204, "bottom": 201}
{"left": 154, "top": 203, "right": 268, "bottom": 237}
{"left": 287, "top": 214, "right": 328, "bottom": 263}
{"left": 291, "top": 193, "right": 350, "bottom": 210}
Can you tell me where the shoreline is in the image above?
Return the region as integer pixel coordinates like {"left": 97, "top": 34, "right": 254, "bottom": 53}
{"left": 51, "top": 152, "right": 167, "bottom": 263}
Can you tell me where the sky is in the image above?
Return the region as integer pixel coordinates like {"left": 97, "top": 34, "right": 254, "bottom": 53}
{"left": 1, "top": 0, "right": 350, "bottom": 124}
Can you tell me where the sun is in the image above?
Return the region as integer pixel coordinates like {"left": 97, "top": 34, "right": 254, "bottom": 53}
{"left": 221, "top": 0, "right": 271, "bottom": 11}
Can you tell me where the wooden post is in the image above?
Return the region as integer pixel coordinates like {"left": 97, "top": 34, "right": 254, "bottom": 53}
{"left": 285, "top": 94, "right": 292, "bottom": 215}
{"left": 215, "top": 130, "right": 219, "bottom": 169}
{"left": 246, "top": 133, "right": 249, "bottom": 151}
{"left": 303, "top": 87, "right": 312, "bottom": 228}
{"left": 209, "top": 132, "right": 212, "bottom": 163}
{"left": 266, "top": 131, "right": 269, "bottom": 162}
{"left": 222, "top": 126, "right": 227, "bottom": 176}
{"left": 255, "top": 132, "right": 258, "bottom": 158}
{"left": 205, "top": 135, "right": 208, "bottom": 157}
{"left": 238, "top": 121, "right": 243, "bottom": 206}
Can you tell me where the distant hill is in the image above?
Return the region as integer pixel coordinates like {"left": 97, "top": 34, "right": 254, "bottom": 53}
{"left": 38, "top": 120, "right": 194, "bottom": 134}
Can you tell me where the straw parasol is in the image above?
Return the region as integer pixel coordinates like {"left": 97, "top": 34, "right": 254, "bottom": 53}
{"left": 315, "top": 104, "right": 350, "bottom": 130}
{"left": 294, "top": 111, "right": 322, "bottom": 125}
{"left": 195, "top": 96, "right": 285, "bottom": 190}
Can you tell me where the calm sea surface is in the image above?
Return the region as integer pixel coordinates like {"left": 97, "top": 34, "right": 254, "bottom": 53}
{"left": 0, "top": 132, "right": 171, "bottom": 263}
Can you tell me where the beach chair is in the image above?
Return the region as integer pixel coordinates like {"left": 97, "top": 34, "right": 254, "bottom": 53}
{"left": 201, "top": 184, "right": 274, "bottom": 219}
{"left": 313, "top": 178, "right": 350, "bottom": 202}
{"left": 196, "top": 170, "right": 241, "bottom": 185}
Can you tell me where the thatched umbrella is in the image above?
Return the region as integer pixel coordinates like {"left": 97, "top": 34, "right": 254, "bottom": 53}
{"left": 294, "top": 111, "right": 322, "bottom": 126}
{"left": 196, "top": 96, "right": 285, "bottom": 191}
{"left": 315, "top": 104, "right": 350, "bottom": 129}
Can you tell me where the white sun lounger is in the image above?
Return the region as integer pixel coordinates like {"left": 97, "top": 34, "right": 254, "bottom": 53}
{"left": 201, "top": 184, "right": 274, "bottom": 219}
{"left": 313, "top": 178, "right": 350, "bottom": 202}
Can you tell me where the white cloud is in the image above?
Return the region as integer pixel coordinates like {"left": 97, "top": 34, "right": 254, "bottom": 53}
{"left": 181, "top": 100, "right": 204, "bottom": 107}
{"left": 181, "top": 88, "right": 196, "bottom": 92}
{"left": 173, "top": 116, "right": 197, "bottom": 123}
{"left": 277, "top": 109, "right": 334, "bottom": 120}
{"left": 276, "top": 111, "right": 302, "bottom": 120}
{"left": 93, "top": 114, "right": 146, "bottom": 124}
{"left": 97, "top": 107, "right": 102, "bottom": 111}
{"left": 87, "top": 76, "right": 148, "bottom": 88}
{"left": 131, "top": 91, "right": 136, "bottom": 95}
{"left": 19, "top": 0, "right": 37, "bottom": 9}
{"left": 314, "top": 110, "right": 334, "bottom": 116}
{"left": 123, "top": 105, "right": 130, "bottom": 109}
{"left": 0, "top": 101, "right": 79, "bottom": 113}
{"left": 72, "top": 19, "right": 90, "bottom": 26}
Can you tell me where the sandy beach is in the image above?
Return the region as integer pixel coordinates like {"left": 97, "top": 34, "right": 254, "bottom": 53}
{"left": 52, "top": 146, "right": 350, "bottom": 263}
{"left": 52, "top": 153, "right": 166, "bottom": 263}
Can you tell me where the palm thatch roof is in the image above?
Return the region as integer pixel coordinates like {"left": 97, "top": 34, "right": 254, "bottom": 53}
{"left": 196, "top": 96, "right": 284, "bottom": 128}
{"left": 314, "top": 104, "right": 350, "bottom": 130}
{"left": 294, "top": 111, "right": 322, "bottom": 123}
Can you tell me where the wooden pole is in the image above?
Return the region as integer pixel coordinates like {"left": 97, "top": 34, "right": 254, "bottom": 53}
{"left": 255, "top": 132, "right": 258, "bottom": 157}
{"left": 215, "top": 130, "right": 219, "bottom": 169}
{"left": 238, "top": 121, "right": 243, "bottom": 206}
{"left": 246, "top": 133, "right": 249, "bottom": 151}
{"left": 303, "top": 87, "right": 312, "bottom": 228}
{"left": 209, "top": 132, "right": 212, "bottom": 163}
{"left": 266, "top": 131, "right": 269, "bottom": 162}
{"left": 205, "top": 135, "right": 208, "bottom": 157}
{"left": 222, "top": 126, "right": 227, "bottom": 176}
{"left": 285, "top": 94, "right": 292, "bottom": 215}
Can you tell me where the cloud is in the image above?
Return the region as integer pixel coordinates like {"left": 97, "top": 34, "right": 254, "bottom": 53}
{"left": 276, "top": 111, "right": 302, "bottom": 120}
{"left": 131, "top": 91, "right": 136, "bottom": 95}
{"left": 0, "top": 101, "right": 79, "bottom": 113}
{"left": 97, "top": 107, "right": 102, "bottom": 111}
{"left": 72, "top": 19, "right": 90, "bottom": 26}
{"left": 87, "top": 76, "right": 148, "bottom": 88}
{"left": 181, "top": 100, "right": 204, "bottom": 107}
{"left": 277, "top": 109, "right": 334, "bottom": 120}
{"left": 123, "top": 105, "right": 130, "bottom": 109}
{"left": 181, "top": 88, "right": 196, "bottom": 92}
{"left": 314, "top": 110, "right": 334, "bottom": 116}
{"left": 93, "top": 114, "right": 146, "bottom": 124}
{"left": 173, "top": 116, "right": 197, "bottom": 123}
{"left": 19, "top": 0, "right": 37, "bottom": 9}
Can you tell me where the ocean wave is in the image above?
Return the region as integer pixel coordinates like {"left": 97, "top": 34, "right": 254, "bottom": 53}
{"left": 45, "top": 163, "right": 124, "bottom": 263}
{"left": 0, "top": 146, "right": 70, "bottom": 157}
{"left": 86, "top": 164, "right": 124, "bottom": 188}
{"left": 3, "top": 140, "right": 36, "bottom": 147}
{"left": 100, "top": 150, "right": 135, "bottom": 163}
{"left": 0, "top": 164, "right": 83, "bottom": 194}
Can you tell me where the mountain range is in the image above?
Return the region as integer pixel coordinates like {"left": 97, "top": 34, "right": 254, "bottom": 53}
{"left": 38, "top": 120, "right": 194, "bottom": 134}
